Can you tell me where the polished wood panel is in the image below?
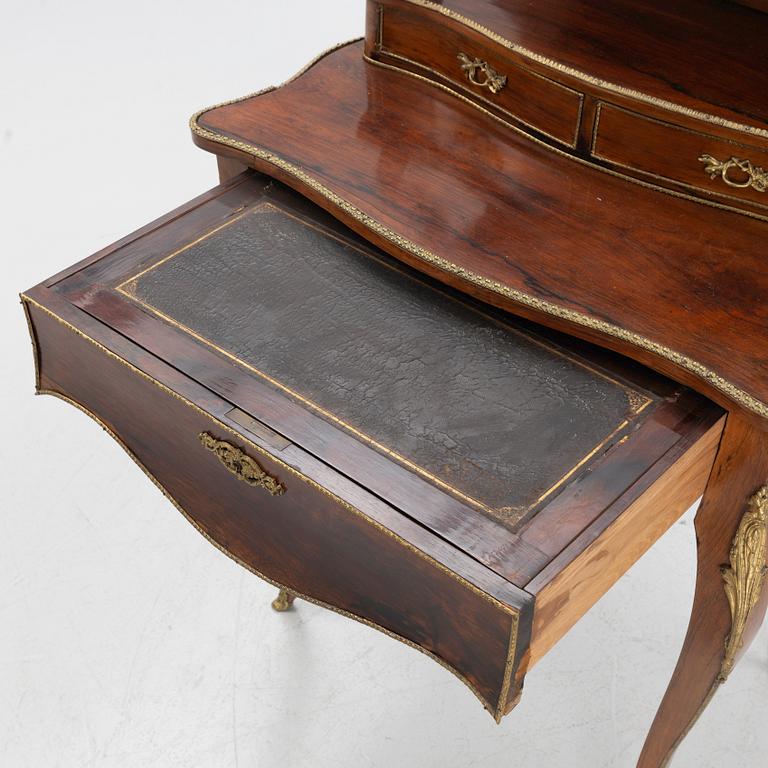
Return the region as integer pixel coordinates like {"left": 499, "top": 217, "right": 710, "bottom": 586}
{"left": 441, "top": 0, "right": 768, "bottom": 131}
{"left": 593, "top": 103, "right": 768, "bottom": 212}
{"left": 366, "top": 1, "right": 768, "bottom": 215}
{"left": 376, "top": 1, "right": 584, "bottom": 146}
{"left": 24, "top": 288, "right": 531, "bottom": 718}
{"left": 217, "top": 155, "right": 248, "bottom": 182}
{"left": 191, "top": 43, "right": 768, "bottom": 423}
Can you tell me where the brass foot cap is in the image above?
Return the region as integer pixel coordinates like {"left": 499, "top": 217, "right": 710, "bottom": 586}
{"left": 271, "top": 589, "right": 296, "bottom": 612}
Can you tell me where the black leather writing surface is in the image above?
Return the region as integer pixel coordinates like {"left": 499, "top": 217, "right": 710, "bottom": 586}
{"left": 124, "top": 202, "right": 644, "bottom": 522}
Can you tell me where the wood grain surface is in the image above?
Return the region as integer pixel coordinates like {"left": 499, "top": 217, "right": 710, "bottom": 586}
{"left": 367, "top": 1, "right": 768, "bottom": 217}
{"left": 192, "top": 42, "right": 768, "bottom": 424}
{"left": 439, "top": 0, "right": 768, "bottom": 130}
{"left": 49, "top": 171, "right": 723, "bottom": 588}
{"left": 24, "top": 287, "right": 532, "bottom": 719}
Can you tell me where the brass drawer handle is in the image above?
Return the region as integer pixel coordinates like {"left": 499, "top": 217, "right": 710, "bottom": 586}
{"left": 199, "top": 432, "right": 286, "bottom": 496}
{"left": 698, "top": 154, "right": 768, "bottom": 193}
{"left": 457, "top": 53, "right": 507, "bottom": 94}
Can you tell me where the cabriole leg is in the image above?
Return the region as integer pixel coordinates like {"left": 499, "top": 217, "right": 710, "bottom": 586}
{"left": 637, "top": 411, "right": 768, "bottom": 767}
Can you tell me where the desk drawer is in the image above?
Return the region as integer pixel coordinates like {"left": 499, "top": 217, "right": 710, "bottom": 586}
{"left": 24, "top": 294, "right": 524, "bottom": 720}
{"left": 23, "top": 171, "right": 723, "bottom": 723}
{"left": 373, "top": 1, "right": 583, "bottom": 147}
{"left": 593, "top": 103, "right": 768, "bottom": 211}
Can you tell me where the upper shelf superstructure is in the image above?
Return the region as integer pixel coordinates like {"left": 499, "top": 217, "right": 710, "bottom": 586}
{"left": 366, "top": 0, "right": 768, "bottom": 219}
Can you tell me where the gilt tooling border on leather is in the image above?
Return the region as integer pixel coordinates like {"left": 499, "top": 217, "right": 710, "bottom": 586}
{"left": 117, "top": 201, "right": 649, "bottom": 524}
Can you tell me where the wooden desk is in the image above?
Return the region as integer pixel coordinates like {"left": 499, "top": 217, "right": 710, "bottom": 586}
{"left": 21, "top": 1, "right": 768, "bottom": 765}
{"left": 16, "top": 169, "right": 732, "bottom": 758}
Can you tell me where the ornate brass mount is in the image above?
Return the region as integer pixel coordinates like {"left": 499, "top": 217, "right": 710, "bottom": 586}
{"left": 457, "top": 53, "right": 507, "bottom": 95}
{"left": 699, "top": 154, "right": 768, "bottom": 193}
{"left": 719, "top": 486, "right": 768, "bottom": 682}
{"left": 199, "top": 432, "right": 286, "bottom": 496}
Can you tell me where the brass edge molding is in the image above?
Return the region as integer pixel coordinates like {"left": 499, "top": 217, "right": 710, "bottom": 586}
{"left": 33, "top": 387, "right": 514, "bottom": 720}
{"left": 188, "top": 37, "right": 363, "bottom": 130}
{"left": 401, "top": 0, "right": 768, "bottom": 140}
{"left": 21, "top": 295, "right": 522, "bottom": 719}
{"left": 591, "top": 103, "right": 768, "bottom": 212}
{"left": 496, "top": 615, "right": 521, "bottom": 722}
{"left": 377, "top": 48, "right": 582, "bottom": 149}
{"left": 362, "top": 53, "right": 768, "bottom": 225}
{"left": 719, "top": 485, "right": 768, "bottom": 682}
{"left": 20, "top": 295, "right": 41, "bottom": 391}
{"left": 199, "top": 432, "right": 286, "bottom": 495}
{"left": 376, "top": 3, "right": 384, "bottom": 49}
{"left": 189, "top": 58, "right": 768, "bottom": 421}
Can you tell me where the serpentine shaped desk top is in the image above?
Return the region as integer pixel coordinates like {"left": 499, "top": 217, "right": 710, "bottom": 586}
{"left": 191, "top": 40, "right": 768, "bottom": 423}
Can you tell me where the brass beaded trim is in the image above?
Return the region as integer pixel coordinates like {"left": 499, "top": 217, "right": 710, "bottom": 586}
{"left": 21, "top": 298, "right": 41, "bottom": 391}
{"left": 189, "top": 48, "right": 768, "bottom": 421}
{"left": 118, "top": 201, "right": 649, "bottom": 519}
{"left": 361, "top": 53, "right": 768, "bottom": 226}
{"left": 402, "top": 0, "right": 768, "bottom": 140}
{"left": 21, "top": 294, "right": 521, "bottom": 721}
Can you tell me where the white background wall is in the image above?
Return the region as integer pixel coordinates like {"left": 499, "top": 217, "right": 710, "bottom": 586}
{"left": 1, "top": 2, "right": 766, "bottom": 766}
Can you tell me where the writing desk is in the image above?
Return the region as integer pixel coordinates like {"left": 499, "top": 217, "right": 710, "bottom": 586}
{"left": 22, "top": 2, "right": 768, "bottom": 765}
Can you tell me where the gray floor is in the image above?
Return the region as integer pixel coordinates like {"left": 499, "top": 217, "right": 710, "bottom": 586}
{"left": 1, "top": 2, "right": 766, "bottom": 766}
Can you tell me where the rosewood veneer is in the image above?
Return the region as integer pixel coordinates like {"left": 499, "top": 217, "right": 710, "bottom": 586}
{"left": 21, "top": 2, "right": 768, "bottom": 766}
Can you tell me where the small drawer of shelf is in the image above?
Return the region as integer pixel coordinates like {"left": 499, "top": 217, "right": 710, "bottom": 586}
{"left": 592, "top": 103, "right": 768, "bottom": 212}
{"left": 372, "top": 1, "right": 584, "bottom": 147}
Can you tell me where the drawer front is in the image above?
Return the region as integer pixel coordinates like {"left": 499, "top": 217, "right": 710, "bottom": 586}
{"left": 593, "top": 103, "right": 768, "bottom": 211}
{"left": 375, "top": 2, "right": 583, "bottom": 147}
{"left": 26, "top": 298, "right": 524, "bottom": 719}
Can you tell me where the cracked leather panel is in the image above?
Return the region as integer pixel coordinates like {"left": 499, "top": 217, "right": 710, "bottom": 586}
{"left": 126, "top": 203, "right": 639, "bottom": 521}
